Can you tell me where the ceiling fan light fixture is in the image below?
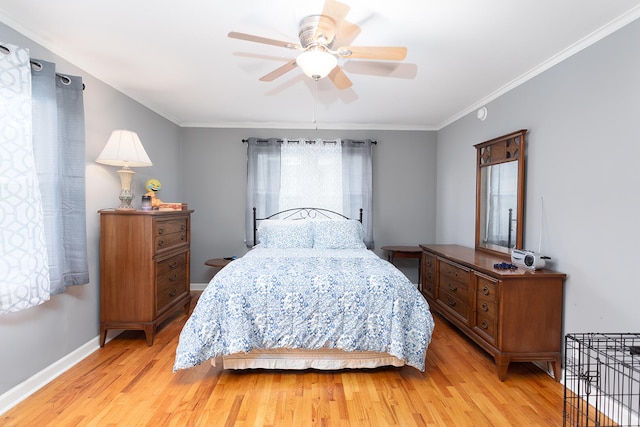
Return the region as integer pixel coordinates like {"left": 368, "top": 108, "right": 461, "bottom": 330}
{"left": 296, "top": 49, "right": 337, "bottom": 80}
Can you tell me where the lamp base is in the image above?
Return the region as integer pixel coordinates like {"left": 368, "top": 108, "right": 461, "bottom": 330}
{"left": 115, "top": 167, "right": 136, "bottom": 210}
{"left": 116, "top": 191, "right": 135, "bottom": 210}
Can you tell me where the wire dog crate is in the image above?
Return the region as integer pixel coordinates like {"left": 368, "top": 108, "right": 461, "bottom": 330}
{"left": 564, "top": 333, "right": 640, "bottom": 426}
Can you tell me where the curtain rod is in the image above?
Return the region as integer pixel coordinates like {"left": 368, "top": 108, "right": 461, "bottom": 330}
{"left": 242, "top": 138, "right": 377, "bottom": 144}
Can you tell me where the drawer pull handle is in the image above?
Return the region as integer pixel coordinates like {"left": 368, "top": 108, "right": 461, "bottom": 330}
{"left": 169, "top": 274, "right": 177, "bottom": 281}
{"left": 448, "top": 283, "right": 457, "bottom": 292}
{"left": 158, "top": 239, "right": 164, "bottom": 247}
{"left": 426, "top": 272, "right": 432, "bottom": 280}
{"left": 158, "top": 228, "right": 165, "bottom": 235}
{"left": 168, "top": 288, "right": 177, "bottom": 297}
{"left": 483, "top": 285, "right": 490, "bottom": 295}
{"left": 447, "top": 297, "right": 456, "bottom": 307}
{"left": 481, "top": 320, "right": 488, "bottom": 329}
{"left": 427, "top": 260, "right": 432, "bottom": 267}
{"left": 482, "top": 302, "right": 489, "bottom": 311}
{"left": 180, "top": 234, "right": 186, "bottom": 241}
{"left": 181, "top": 225, "right": 186, "bottom": 231}
{"left": 169, "top": 261, "right": 178, "bottom": 269}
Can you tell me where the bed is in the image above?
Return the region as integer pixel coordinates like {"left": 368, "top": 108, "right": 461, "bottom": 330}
{"left": 173, "top": 208, "right": 434, "bottom": 372}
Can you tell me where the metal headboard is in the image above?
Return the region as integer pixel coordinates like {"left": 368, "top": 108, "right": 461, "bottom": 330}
{"left": 253, "top": 207, "right": 363, "bottom": 246}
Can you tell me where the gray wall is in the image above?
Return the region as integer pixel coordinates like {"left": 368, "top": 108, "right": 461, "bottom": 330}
{"left": 180, "top": 128, "right": 438, "bottom": 285}
{"left": 0, "top": 23, "right": 182, "bottom": 395}
{"left": 436, "top": 18, "right": 640, "bottom": 333}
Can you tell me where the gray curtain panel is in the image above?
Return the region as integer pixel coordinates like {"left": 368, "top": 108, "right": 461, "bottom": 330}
{"left": 31, "top": 59, "right": 89, "bottom": 295}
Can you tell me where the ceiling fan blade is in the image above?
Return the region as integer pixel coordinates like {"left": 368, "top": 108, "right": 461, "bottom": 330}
{"left": 228, "top": 31, "right": 301, "bottom": 50}
{"left": 259, "top": 59, "right": 298, "bottom": 82}
{"left": 316, "top": 0, "right": 350, "bottom": 42}
{"left": 328, "top": 66, "right": 352, "bottom": 90}
{"left": 332, "top": 20, "right": 361, "bottom": 47}
{"left": 337, "top": 46, "right": 407, "bottom": 61}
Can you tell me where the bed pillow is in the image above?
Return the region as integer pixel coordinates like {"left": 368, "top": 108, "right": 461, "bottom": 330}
{"left": 257, "top": 220, "right": 314, "bottom": 248}
{"left": 312, "top": 220, "right": 366, "bottom": 249}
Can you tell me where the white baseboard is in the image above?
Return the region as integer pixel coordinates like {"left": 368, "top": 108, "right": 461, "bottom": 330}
{"left": 191, "top": 282, "right": 208, "bottom": 291}
{"left": 0, "top": 337, "right": 101, "bottom": 415}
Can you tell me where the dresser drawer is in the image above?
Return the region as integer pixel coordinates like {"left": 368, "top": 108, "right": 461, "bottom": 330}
{"left": 476, "top": 312, "right": 496, "bottom": 339}
{"left": 421, "top": 252, "right": 436, "bottom": 298}
{"left": 476, "top": 293, "right": 497, "bottom": 339}
{"left": 154, "top": 230, "right": 188, "bottom": 253}
{"left": 156, "top": 254, "right": 187, "bottom": 311}
{"left": 423, "top": 269, "right": 435, "bottom": 284}
{"left": 477, "top": 276, "right": 498, "bottom": 300}
{"left": 422, "top": 281, "right": 435, "bottom": 299}
{"left": 439, "top": 259, "right": 470, "bottom": 283}
{"left": 423, "top": 252, "right": 436, "bottom": 272}
{"left": 438, "top": 287, "right": 469, "bottom": 320}
{"left": 438, "top": 259, "right": 470, "bottom": 321}
{"left": 423, "top": 253, "right": 436, "bottom": 280}
{"left": 154, "top": 217, "right": 188, "bottom": 236}
{"left": 439, "top": 273, "right": 469, "bottom": 301}
{"left": 157, "top": 252, "right": 186, "bottom": 276}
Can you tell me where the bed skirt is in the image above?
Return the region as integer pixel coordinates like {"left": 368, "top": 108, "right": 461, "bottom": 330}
{"left": 212, "top": 348, "right": 406, "bottom": 370}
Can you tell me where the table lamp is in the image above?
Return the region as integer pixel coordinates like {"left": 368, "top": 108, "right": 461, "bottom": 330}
{"left": 96, "top": 130, "right": 153, "bottom": 210}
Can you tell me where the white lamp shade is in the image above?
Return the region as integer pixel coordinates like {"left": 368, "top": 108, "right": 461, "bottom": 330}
{"left": 296, "top": 49, "right": 338, "bottom": 80}
{"left": 96, "top": 130, "right": 153, "bottom": 167}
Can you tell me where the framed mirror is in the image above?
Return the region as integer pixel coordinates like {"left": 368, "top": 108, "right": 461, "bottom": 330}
{"left": 475, "top": 129, "right": 527, "bottom": 257}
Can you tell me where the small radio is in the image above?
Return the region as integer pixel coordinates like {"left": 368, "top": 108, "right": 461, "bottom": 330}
{"left": 511, "top": 249, "right": 549, "bottom": 270}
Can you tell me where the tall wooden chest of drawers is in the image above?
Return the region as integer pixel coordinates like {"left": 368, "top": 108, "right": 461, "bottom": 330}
{"left": 99, "top": 209, "right": 193, "bottom": 346}
{"left": 420, "top": 244, "right": 566, "bottom": 381}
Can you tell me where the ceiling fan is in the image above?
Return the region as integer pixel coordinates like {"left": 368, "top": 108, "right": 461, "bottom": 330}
{"left": 228, "top": 0, "right": 407, "bottom": 90}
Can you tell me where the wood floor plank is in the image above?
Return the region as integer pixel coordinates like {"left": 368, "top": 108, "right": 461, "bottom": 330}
{"left": 1, "top": 291, "right": 567, "bottom": 426}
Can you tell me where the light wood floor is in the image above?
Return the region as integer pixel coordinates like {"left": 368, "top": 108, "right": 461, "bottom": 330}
{"left": 1, "top": 292, "right": 566, "bottom": 426}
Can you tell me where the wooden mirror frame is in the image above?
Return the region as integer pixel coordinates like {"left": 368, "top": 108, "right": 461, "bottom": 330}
{"left": 474, "top": 129, "right": 527, "bottom": 257}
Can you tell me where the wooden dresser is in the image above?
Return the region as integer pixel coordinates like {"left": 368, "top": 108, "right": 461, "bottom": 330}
{"left": 420, "top": 244, "right": 566, "bottom": 381}
{"left": 99, "top": 209, "right": 193, "bottom": 346}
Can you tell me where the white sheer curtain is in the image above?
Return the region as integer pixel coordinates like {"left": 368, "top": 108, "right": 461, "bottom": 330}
{"left": 279, "top": 139, "right": 343, "bottom": 213}
{"left": 0, "top": 43, "right": 50, "bottom": 313}
{"left": 245, "top": 137, "right": 374, "bottom": 247}
{"left": 0, "top": 43, "right": 88, "bottom": 314}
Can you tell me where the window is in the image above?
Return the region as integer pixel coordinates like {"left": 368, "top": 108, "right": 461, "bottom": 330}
{"left": 245, "top": 138, "right": 374, "bottom": 247}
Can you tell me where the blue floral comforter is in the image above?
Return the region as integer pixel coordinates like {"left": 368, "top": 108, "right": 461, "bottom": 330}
{"left": 174, "top": 248, "right": 434, "bottom": 371}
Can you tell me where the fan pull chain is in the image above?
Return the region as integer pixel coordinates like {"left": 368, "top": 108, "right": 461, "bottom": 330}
{"left": 312, "top": 77, "right": 318, "bottom": 128}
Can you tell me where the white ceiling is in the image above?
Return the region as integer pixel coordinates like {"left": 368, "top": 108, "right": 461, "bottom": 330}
{"left": 1, "top": 0, "right": 640, "bottom": 130}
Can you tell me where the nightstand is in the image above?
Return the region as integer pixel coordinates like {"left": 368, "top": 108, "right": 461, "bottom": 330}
{"left": 381, "top": 245, "right": 422, "bottom": 286}
{"left": 204, "top": 258, "right": 234, "bottom": 269}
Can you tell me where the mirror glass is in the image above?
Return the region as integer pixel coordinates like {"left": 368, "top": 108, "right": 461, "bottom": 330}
{"left": 475, "top": 130, "right": 526, "bottom": 256}
{"left": 479, "top": 162, "right": 518, "bottom": 249}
